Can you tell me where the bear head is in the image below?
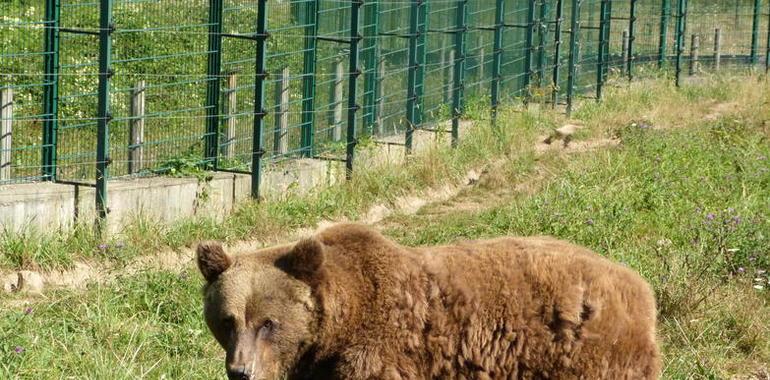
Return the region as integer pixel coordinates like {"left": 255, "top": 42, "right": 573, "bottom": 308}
{"left": 196, "top": 238, "right": 327, "bottom": 380}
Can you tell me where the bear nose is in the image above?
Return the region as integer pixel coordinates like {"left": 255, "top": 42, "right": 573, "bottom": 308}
{"left": 227, "top": 368, "right": 251, "bottom": 380}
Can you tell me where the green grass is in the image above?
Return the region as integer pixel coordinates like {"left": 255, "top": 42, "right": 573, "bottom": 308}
{"left": 0, "top": 269, "right": 222, "bottom": 378}
{"left": 0, "top": 94, "right": 545, "bottom": 270}
{"left": 1, "top": 75, "right": 769, "bottom": 378}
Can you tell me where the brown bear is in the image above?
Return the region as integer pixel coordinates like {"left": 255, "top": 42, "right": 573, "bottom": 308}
{"left": 197, "top": 223, "right": 661, "bottom": 380}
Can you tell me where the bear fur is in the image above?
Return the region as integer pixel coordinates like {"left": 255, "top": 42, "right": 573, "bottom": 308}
{"left": 197, "top": 223, "right": 661, "bottom": 380}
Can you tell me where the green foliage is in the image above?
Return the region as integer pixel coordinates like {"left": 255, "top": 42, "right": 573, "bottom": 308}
{"left": 0, "top": 270, "right": 221, "bottom": 378}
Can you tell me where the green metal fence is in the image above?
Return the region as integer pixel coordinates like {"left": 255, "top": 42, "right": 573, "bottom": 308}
{"left": 1, "top": 0, "right": 769, "bottom": 220}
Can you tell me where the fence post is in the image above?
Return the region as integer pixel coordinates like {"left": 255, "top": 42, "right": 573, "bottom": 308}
{"left": 95, "top": 0, "right": 114, "bottom": 224}
{"left": 524, "top": 0, "right": 537, "bottom": 102}
{"left": 714, "top": 28, "right": 721, "bottom": 71}
{"left": 750, "top": 0, "right": 761, "bottom": 65}
{"left": 329, "top": 61, "right": 344, "bottom": 142}
{"left": 551, "top": 0, "right": 564, "bottom": 108}
{"left": 596, "top": 0, "right": 611, "bottom": 100}
{"left": 536, "top": 0, "right": 550, "bottom": 88}
{"left": 621, "top": 30, "right": 629, "bottom": 76}
{"left": 766, "top": 1, "right": 770, "bottom": 74}
{"left": 603, "top": 1, "right": 613, "bottom": 84}
{"left": 658, "top": 0, "right": 670, "bottom": 68}
{"left": 674, "top": 0, "right": 687, "bottom": 87}
{"left": 345, "top": 0, "right": 362, "bottom": 179}
{"left": 274, "top": 67, "right": 290, "bottom": 155}
{"left": 300, "top": 0, "right": 320, "bottom": 157}
{"left": 42, "top": 0, "right": 60, "bottom": 181}
{"left": 204, "top": 0, "right": 224, "bottom": 168}
{"left": 566, "top": 0, "right": 581, "bottom": 116}
{"left": 251, "top": 0, "right": 268, "bottom": 199}
{"left": 128, "top": 81, "right": 145, "bottom": 174}
{"left": 689, "top": 34, "right": 699, "bottom": 75}
{"left": 362, "top": 1, "right": 380, "bottom": 135}
{"left": 478, "top": 36, "right": 485, "bottom": 92}
{"left": 416, "top": 1, "right": 428, "bottom": 126}
{"left": 222, "top": 74, "right": 236, "bottom": 159}
{"left": 406, "top": 0, "right": 424, "bottom": 154}
{"left": 627, "top": 0, "right": 637, "bottom": 80}
{"left": 490, "top": 0, "right": 505, "bottom": 125}
{"left": 0, "top": 89, "right": 12, "bottom": 181}
{"left": 446, "top": 49, "right": 455, "bottom": 103}
{"left": 451, "top": 0, "right": 468, "bottom": 148}
{"left": 377, "top": 58, "right": 385, "bottom": 135}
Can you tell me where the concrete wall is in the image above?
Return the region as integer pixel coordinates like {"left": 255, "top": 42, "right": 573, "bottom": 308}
{"left": 0, "top": 122, "right": 470, "bottom": 236}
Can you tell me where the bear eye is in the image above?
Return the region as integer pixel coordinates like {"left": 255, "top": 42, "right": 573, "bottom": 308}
{"left": 261, "top": 319, "right": 275, "bottom": 331}
{"left": 221, "top": 316, "right": 236, "bottom": 329}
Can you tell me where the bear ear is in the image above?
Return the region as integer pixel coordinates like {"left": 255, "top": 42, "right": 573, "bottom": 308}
{"left": 277, "top": 238, "right": 326, "bottom": 282}
{"left": 197, "top": 241, "right": 232, "bottom": 283}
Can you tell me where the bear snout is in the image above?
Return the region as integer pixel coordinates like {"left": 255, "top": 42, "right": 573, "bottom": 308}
{"left": 227, "top": 367, "right": 251, "bottom": 380}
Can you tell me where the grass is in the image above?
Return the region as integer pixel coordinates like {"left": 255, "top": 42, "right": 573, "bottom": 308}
{"left": 0, "top": 74, "right": 769, "bottom": 378}
{"left": 0, "top": 92, "right": 545, "bottom": 270}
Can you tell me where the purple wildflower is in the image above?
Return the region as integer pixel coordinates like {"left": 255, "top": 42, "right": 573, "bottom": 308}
{"left": 706, "top": 213, "right": 716, "bottom": 221}
{"left": 14, "top": 346, "right": 24, "bottom": 354}
{"left": 738, "top": 267, "right": 746, "bottom": 274}
{"left": 732, "top": 216, "right": 742, "bottom": 225}
{"left": 98, "top": 244, "right": 108, "bottom": 251}
{"left": 24, "top": 307, "right": 32, "bottom": 315}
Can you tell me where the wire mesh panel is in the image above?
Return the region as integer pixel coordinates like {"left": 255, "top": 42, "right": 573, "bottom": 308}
{"left": 377, "top": 2, "right": 411, "bottom": 138}
{"left": 109, "top": 0, "right": 211, "bottom": 177}
{"left": 465, "top": 1, "right": 497, "bottom": 102}
{"left": 500, "top": 1, "right": 532, "bottom": 103}
{"left": 422, "top": 0, "right": 454, "bottom": 124}
{"left": 0, "top": 2, "right": 49, "bottom": 183}
{"left": 687, "top": 0, "right": 768, "bottom": 69}
{"left": 56, "top": 0, "right": 100, "bottom": 182}
{"left": 1, "top": 0, "right": 769, "bottom": 204}
{"left": 218, "top": 0, "right": 259, "bottom": 172}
